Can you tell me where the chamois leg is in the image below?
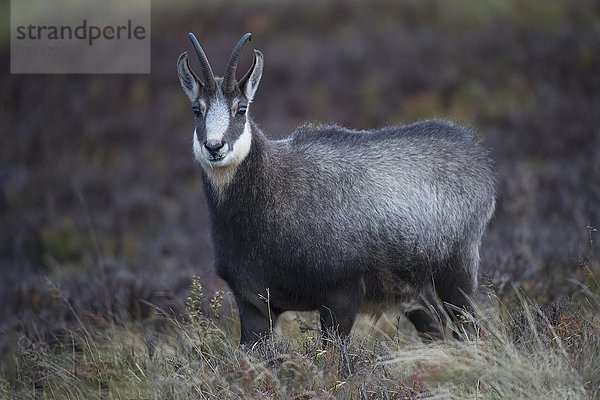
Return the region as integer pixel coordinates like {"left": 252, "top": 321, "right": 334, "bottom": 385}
{"left": 237, "top": 299, "right": 277, "bottom": 348}
{"left": 319, "top": 282, "right": 362, "bottom": 345}
{"left": 436, "top": 249, "right": 478, "bottom": 338}
{"left": 318, "top": 282, "right": 363, "bottom": 380}
{"left": 405, "top": 286, "right": 445, "bottom": 340}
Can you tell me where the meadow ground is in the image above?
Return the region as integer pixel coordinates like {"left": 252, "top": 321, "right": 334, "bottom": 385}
{"left": 2, "top": 273, "right": 599, "bottom": 399}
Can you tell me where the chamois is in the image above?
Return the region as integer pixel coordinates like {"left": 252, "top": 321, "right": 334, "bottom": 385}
{"left": 177, "top": 32, "right": 495, "bottom": 346}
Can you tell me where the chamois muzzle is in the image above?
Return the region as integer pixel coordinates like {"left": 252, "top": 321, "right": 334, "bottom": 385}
{"left": 188, "top": 32, "right": 216, "bottom": 93}
{"left": 204, "top": 139, "right": 226, "bottom": 160}
{"left": 223, "top": 33, "right": 252, "bottom": 93}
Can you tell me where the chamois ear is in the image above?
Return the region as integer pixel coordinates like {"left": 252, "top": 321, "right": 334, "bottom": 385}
{"left": 177, "top": 51, "right": 202, "bottom": 102}
{"left": 238, "top": 50, "right": 263, "bottom": 102}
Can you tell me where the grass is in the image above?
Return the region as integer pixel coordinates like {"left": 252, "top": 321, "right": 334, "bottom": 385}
{"left": 1, "top": 275, "right": 598, "bottom": 400}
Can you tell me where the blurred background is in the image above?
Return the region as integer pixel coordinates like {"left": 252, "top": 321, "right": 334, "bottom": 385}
{"left": 1, "top": 0, "right": 599, "bottom": 354}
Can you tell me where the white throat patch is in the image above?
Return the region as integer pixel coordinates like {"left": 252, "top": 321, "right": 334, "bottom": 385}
{"left": 192, "top": 120, "right": 252, "bottom": 199}
{"left": 205, "top": 97, "right": 230, "bottom": 142}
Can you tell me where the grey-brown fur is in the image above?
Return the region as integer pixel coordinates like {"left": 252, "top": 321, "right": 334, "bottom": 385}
{"left": 177, "top": 33, "right": 495, "bottom": 346}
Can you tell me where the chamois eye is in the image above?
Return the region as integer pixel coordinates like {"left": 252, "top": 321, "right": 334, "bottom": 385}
{"left": 237, "top": 105, "right": 247, "bottom": 116}
{"left": 192, "top": 105, "right": 201, "bottom": 117}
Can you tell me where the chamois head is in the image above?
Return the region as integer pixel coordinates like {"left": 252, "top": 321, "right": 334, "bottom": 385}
{"left": 177, "top": 32, "right": 263, "bottom": 171}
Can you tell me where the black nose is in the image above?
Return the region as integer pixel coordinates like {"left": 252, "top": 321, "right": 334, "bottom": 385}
{"left": 204, "top": 140, "right": 225, "bottom": 155}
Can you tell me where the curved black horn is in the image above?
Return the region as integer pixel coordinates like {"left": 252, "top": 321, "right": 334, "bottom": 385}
{"left": 223, "top": 33, "right": 252, "bottom": 93}
{"left": 188, "top": 32, "right": 216, "bottom": 93}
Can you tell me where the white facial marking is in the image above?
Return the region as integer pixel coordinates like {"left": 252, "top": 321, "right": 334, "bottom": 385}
{"left": 192, "top": 120, "right": 253, "bottom": 200}
{"left": 205, "top": 97, "right": 229, "bottom": 142}
{"left": 231, "top": 120, "right": 252, "bottom": 164}
{"left": 193, "top": 129, "right": 203, "bottom": 162}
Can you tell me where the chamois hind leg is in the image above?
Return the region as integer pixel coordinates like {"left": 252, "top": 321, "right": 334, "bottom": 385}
{"left": 405, "top": 286, "right": 445, "bottom": 340}
{"left": 435, "top": 246, "right": 479, "bottom": 339}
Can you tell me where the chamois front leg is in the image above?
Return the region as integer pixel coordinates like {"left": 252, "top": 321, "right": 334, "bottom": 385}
{"left": 236, "top": 298, "right": 276, "bottom": 348}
